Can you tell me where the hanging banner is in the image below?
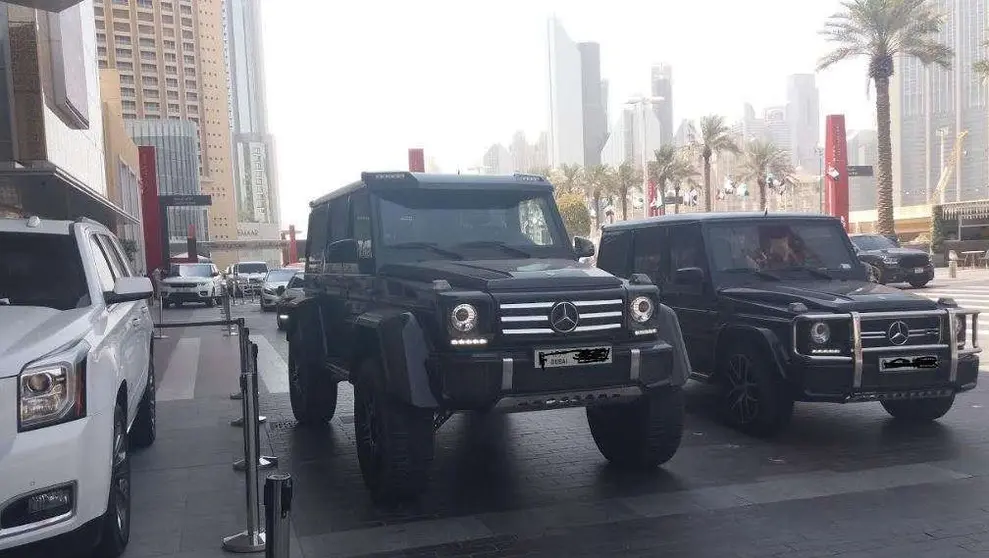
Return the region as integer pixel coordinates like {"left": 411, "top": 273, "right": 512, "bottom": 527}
{"left": 824, "top": 114, "right": 849, "bottom": 230}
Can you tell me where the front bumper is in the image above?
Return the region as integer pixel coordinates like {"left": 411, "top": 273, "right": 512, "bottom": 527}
{"left": 430, "top": 339, "right": 678, "bottom": 411}
{"left": 790, "top": 309, "right": 980, "bottom": 402}
{"left": 162, "top": 288, "right": 213, "bottom": 303}
{"left": 882, "top": 264, "right": 934, "bottom": 284}
{"left": 0, "top": 378, "right": 112, "bottom": 551}
{"left": 260, "top": 292, "right": 281, "bottom": 306}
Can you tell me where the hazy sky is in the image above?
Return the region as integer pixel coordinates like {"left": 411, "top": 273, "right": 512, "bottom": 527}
{"left": 262, "top": 0, "right": 877, "bottom": 231}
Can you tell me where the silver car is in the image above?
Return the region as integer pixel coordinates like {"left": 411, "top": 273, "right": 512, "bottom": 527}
{"left": 276, "top": 272, "right": 305, "bottom": 330}
{"left": 260, "top": 268, "right": 297, "bottom": 311}
{"left": 226, "top": 261, "right": 269, "bottom": 297}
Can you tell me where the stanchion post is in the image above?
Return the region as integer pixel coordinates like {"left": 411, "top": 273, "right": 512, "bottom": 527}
{"left": 234, "top": 341, "right": 279, "bottom": 471}
{"left": 223, "top": 324, "right": 266, "bottom": 553}
{"left": 222, "top": 285, "right": 238, "bottom": 338}
{"left": 153, "top": 291, "right": 167, "bottom": 340}
{"left": 264, "top": 474, "right": 293, "bottom": 558}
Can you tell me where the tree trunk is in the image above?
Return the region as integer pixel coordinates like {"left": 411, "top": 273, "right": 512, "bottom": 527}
{"left": 703, "top": 156, "right": 713, "bottom": 212}
{"left": 874, "top": 76, "right": 896, "bottom": 237}
{"left": 593, "top": 193, "right": 602, "bottom": 230}
{"left": 620, "top": 185, "right": 628, "bottom": 220}
{"left": 759, "top": 180, "right": 768, "bottom": 212}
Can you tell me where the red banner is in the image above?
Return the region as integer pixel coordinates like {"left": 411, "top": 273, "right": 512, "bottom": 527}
{"left": 824, "top": 114, "right": 849, "bottom": 231}
{"left": 408, "top": 148, "right": 425, "bottom": 172}
{"left": 138, "top": 146, "right": 163, "bottom": 273}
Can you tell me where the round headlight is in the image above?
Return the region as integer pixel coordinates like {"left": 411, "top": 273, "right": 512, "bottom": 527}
{"left": 954, "top": 315, "right": 965, "bottom": 338}
{"left": 450, "top": 303, "right": 479, "bottom": 333}
{"left": 629, "top": 296, "right": 654, "bottom": 324}
{"left": 810, "top": 321, "right": 831, "bottom": 344}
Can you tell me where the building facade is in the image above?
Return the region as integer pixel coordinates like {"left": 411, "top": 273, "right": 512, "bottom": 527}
{"left": 547, "top": 16, "right": 584, "bottom": 167}
{"left": 787, "top": 73, "right": 820, "bottom": 172}
{"left": 649, "top": 64, "right": 673, "bottom": 146}
{"left": 480, "top": 143, "right": 513, "bottom": 174}
{"left": 577, "top": 42, "right": 606, "bottom": 167}
{"left": 847, "top": 129, "right": 878, "bottom": 212}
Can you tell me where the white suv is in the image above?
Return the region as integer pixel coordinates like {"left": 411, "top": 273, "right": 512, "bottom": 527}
{"left": 0, "top": 216, "right": 156, "bottom": 557}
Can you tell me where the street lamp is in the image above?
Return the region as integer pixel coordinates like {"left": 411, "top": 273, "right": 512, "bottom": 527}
{"left": 815, "top": 145, "right": 825, "bottom": 213}
{"left": 625, "top": 95, "right": 665, "bottom": 217}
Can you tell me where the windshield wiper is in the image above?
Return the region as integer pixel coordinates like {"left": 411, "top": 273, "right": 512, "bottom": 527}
{"left": 721, "top": 268, "right": 781, "bottom": 281}
{"left": 454, "top": 240, "right": 532, "bottom": 258}
{"left": 389, "top": 241, "right": 464, "bottom": 260}
{"left": 783, "top": 265, "right": 833, "bottom": 280}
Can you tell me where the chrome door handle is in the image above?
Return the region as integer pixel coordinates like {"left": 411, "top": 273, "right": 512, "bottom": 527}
{"left": 130, "top": 318, "right": 142, "bottom": 327}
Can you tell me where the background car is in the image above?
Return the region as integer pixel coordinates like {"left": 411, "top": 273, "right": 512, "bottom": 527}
{"left": 849, "top": 233, "right": 934, "bottom": 288}
{"left": 260, "top": 268, "right": 297, "bottom": 311}
{"left": 225, "top": 261, "right": 269, "bottom": 297}
{"left": 159, "top": 262, "right": 222, "bottom": 307}
{"left": 275, "top": 272, "right": 304, "bottom": 330}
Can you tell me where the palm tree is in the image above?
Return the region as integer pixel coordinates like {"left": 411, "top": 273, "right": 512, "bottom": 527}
{"left": 697, "top": 115, "right": 740, "bottom": 212}
{"left": 651, "top": 145, "right": 700, "bottom": 215}
{"left": 976, "top": 39, "right": 989, "bottom": 82}
{"left": 583, "top": 164, "right": 617, "bottom": 229}
{"left": 557, "top": 163, "right": 584, "bottom": 194}
{"left": 614, "top": 161, "right": 642, "bottom": 220}
{"left": 737, "top": 140, "right": 795, "bottom": 212}
{"left": 818, "top": 0, "right": 953, "bottom": 237}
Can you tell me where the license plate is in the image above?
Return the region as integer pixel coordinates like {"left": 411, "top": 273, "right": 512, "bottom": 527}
{"left": 535, "top": 346, "right": 612, "bottom": 369}
{"left": 880, "top": 355, "right": 938, "bottom": 372}
{"left": 914, "top": 267, "right": 924, "bottom": 274}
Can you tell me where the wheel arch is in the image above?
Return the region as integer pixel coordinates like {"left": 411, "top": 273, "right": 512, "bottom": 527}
{"left": 351, "top": 310, "right": 439, "bottom": 409}
{"left": 713, "top": 324, "right": 788, "bottom": 381}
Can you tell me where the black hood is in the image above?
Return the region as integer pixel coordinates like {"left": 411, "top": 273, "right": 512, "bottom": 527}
{"left": 380, "top": 258, "right": 623, "bottom": 291}
{"left": 720, "top": 279, "right": 939, "bottom": 313}
{"left": 858, "top": 246, "right": 930, "bottom": 258}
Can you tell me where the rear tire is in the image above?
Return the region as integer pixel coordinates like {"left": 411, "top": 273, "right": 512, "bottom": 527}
{"left": 881, "top": 396, "right": 955, "bottom": 422}
{"left": 354, "top": 359, "right": 434, "bottom": 502}
{"left": 908, "top": 279, "right": 930, "bottom": 288}
{"left": 586, "top": 386, "right": 684, "bottom": 468}
{"left": 92, "top": 403, "right": 130, "bottom": 558}
{"left": 130, "top": 355, "right": 156, "bottom": 449}
{"left": 718, "top": 342, "right": 794, "bottom": 437}
{"left": 287, "top": 329, "right": 337, "bottom": 426}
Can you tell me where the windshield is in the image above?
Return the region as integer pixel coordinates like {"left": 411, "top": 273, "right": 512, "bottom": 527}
{"left": 171, "top": 263, "right": 213, "bottom": 278}
{"left": 0, "top": 232, "right": 90, "bottom": 310}
{"left": 850, "top": 235, "right": 897, "bottom": 251}
{"left": 707, "top": 221, "right": 859, "bottom": 274}
{"left": 287, "top": 274, "right": 304, "bottom": 288}
{"left": 236, "top": 263, "right": 268, "bottom": 274}
{"left": 376, "top": 189, "right": 568, "bottom": 259}
{"left": 265, "top": 269, "right": 296, "bottom": 283}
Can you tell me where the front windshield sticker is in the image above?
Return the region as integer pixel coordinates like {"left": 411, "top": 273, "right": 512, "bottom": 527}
{"left": 358, "top": 239, "right": 373, "bottom": 259}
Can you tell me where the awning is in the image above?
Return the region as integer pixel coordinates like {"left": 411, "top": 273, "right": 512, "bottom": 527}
{"left": 0, "top": 165, "right": 139, "bottom": 228}
{"left": 939, "top": 199, "right": 989, "bottom": 220}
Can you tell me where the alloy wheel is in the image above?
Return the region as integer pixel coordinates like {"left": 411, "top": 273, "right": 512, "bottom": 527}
{"left": 111, "top": 417, "right": 130, "bottom": 536}
{"left": 726, "top": 354, "right": 760, "bottom": 425}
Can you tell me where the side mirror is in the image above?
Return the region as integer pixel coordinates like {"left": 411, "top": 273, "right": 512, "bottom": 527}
{"left": 276, "top": 285, "right": 286, "bottom": 295}
{"left": 105, "top": 276, "right": 154, "bottom": 305}
{"left": 674, "top": 267, "right": 706, "bottom": 285}
{"left": 325, "top": 238, "right": 359, "bottom": 263}
{"left": 211, "top": 271, "right": 219, "bottom": 277}
{"left": 574, "top": 236, "right": 595, "bottom": 258}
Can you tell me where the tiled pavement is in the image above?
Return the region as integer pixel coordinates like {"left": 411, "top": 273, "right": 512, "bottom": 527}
{"left": 108, "top": 277, "right": 989, "bottom": 558}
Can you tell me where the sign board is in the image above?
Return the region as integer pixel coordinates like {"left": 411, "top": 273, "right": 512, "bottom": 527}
{"left": 159, "top": 194, "right": 212, "bottom": 207}
{"left": 408, "top": 148, "right": 425, "bottom": 172}
{"left": 847, "top": 165, "right": 874, "bottom": 177}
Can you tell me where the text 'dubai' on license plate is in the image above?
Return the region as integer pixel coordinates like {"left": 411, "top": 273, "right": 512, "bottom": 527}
{"left": 535, "top": 346, "right": 612, "bottom": 369}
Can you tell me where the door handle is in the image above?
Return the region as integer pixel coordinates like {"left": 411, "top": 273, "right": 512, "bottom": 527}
{"left": 130, "top": 317, "right": 142, "bottom": 327}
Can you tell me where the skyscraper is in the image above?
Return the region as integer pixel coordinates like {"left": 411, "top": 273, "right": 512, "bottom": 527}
{"left": 650, "top": 64, "right": 673, "bottom": 146}
{"left": 578, "top": 42, "right": 607, "bottom": 166}
{"left": 224, "top": 0, "right": 281, "bottom": 259}
{"left": 890, "top": 0, "right": 988, "bottom": 207}
{"left": 547, "top": 16, "right": 585, "bottom": 167}
{"left": 786, "top": 74, "right": 820, "bottom": 171}
{"left": 94, "top": 0, "right": 240, "bottom": 263}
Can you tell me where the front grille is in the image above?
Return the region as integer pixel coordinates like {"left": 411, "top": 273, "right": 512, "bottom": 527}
{"left": 170, "top": 282, "right": 197, "bottom": 288}
{"left": 497, "top": 293, "right": 625, "bottom": 338}
{"left": 859, "top": 315, "right": 942, "bottom": 348}
{"left": 897, "top": 254, "right": 930, "bottom": 268}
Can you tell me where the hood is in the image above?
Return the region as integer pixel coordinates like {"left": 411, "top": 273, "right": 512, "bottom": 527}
{"left": 720, "top": 280, "right": 939, "bottom": 313}
{"left": 162, "top": 276, "right": 212, "bottom": 284}
{"left": 858, "top": 247, "right": 929, "bottom": 257}
{"left": 380, "top": 258, "right": 623, "bottom": 291}
{"left": 0, "top": 306, "right": 94, "bottom": 378}
{"left": 235, "top": 272, "right": 266, "bottom": 280}
{"left": 263, "top": 280, "right": 290, "bottom": 290}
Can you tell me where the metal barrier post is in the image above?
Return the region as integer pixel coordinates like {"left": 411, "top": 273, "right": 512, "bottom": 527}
{"left": 263, "top": 474, "right": 293, "bottom": 558}
{"left": 153, "top": 291, "right": 167, "bottom": 340}
{"left": 222, "top": 325, "right": 266, "bottom": 553}
{"left": 222, "top": 286, "right": 239, "bottom": 338}
{"left": 234, "top": 341, "right": 278, "bottom": 471}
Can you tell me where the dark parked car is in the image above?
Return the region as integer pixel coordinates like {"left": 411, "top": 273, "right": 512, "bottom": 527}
{"left": 287, "top": 171, "right": 690, "bottom": 501}
{"left": 597, "top": 213, "right": 981, "bottom": 437}
{"left": 849, "top": 233, "right": 934, "bottom": 288}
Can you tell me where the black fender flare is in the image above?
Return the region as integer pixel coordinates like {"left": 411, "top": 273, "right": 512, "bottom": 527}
{"left": 353, "top": 310, "right": 439, "bottom": 409}
{"left": 714, "top": 324, "right": 789, "bottom": 380}
{"left": 287, "top": 296, "right": 329, "bottom": 362}
{"left": 655, "top": 303, "right": 691, "bottom": 388}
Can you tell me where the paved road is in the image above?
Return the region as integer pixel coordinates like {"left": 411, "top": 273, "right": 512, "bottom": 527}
{"left": 115, "top": 280, "right": 989, "bottom": 558}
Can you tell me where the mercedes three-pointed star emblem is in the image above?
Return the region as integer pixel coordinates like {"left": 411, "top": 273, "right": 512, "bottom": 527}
{"left": 549, "top": 301, "right": 579, "bottom": 333}
{"left": 887, "top": 320, "right": 910, "bottom": 346}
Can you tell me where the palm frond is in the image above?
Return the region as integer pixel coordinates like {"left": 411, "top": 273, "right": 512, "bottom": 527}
{"left": 975, "top": 59, "right": 989, "bottom": 82}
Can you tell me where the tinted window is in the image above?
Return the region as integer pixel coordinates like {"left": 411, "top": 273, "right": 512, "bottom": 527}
{"left": 0, "top": 232, "right": 90, "bottom": 310}
{"left": 171, "top": 263, "right": 213, "bottom": 277}
{"left": 351, "top": 191, "right": 374, "bottom": 273}
{"left": 328, "top": 197, "right": 350, "bottom": 243}
{"left": 850, "top": 235, "right": 896, "bottom": 251}
{"left": 632, "top": 227, "right": 668, "bottom": 284}
{"left": 265, "top": 269, "right": 296, "bottom": 282}
{"left": 597, "top": 231, "right": 632, "bottom": 276}
{"left": 236, "top": 263, "right": 268, "bottom": 274}
{"left": 669, "top": 225, "right": 707, "bottom": 273}
{"left": 89, "top": 236, "right": 118, "bottom": 292}
{"left": 287, "top": 274, "right": 304, "bottom": 288}
{"left": 306, "top": 204, "right": 329, "bottom": 267}
{"left": 707, "top": 221, "right": 857, "bottom": 273}
{"left": 100, "top": 234, "right": 134, "bottom": 277}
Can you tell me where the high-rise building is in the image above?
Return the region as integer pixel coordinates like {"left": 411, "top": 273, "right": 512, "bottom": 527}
{"left": 890, "top": 0, "right": 988, "bottom": 207}
{"left": 673, "top": 119, "right": 697, "bottom": 147}
{"left": 547, "top": 16, "right": 585, "bottom": 167}
{"left": 847, "top": 130, "right": 878, "bottom": 211}
{"left": 578, "top": 42, "right": 607, "bottom": 166}
{"left": 650, "top": 64, "right": 673, "bottom": 146}
{"left": 480, "top": 144, "right": 513, "bottom": 174}
{"left": 786, "top": 74, "right": 820, "bottom": 172}
{"left": 224, "top": 0, "right": 281, "bottom": 262}
{"left": 94, "top": 0, "right": 240, "bottom": 265}
{"left": 764, "top": 106, "right": 790, "bottom": 152}
{"left": 600, "top": 105, "right": 662, "bottom": 169}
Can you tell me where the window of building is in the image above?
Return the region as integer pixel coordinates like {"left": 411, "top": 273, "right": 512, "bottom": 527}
{"left": 186, "top": 103, "right": 198, "bottom": 114}
{"left": 168, "top": 103, "right": 180, "bottom": 112}
{"left": 144, "top": 89, "right": 159, "bottom": 99}
{"left": 163, "top": 26, "right": 174, "bottom": 36}
{"left": 164, "top": 53, "right": 177, "bottom": 63}
{"left": 179, "top": 4, "right": 191, "bottom": 15}
{"left": 98, "top": 59, "right": 108, "bottom": 69}
{"left": 162, "top": 14, "right": 173, "bottom": 24}
{"left": 166, "top": 78, "right": 178, "bottom": 88}
{"left": 183, "top": 55, "right": 195, "bottom": 65}
{"left": 181, "top": 17, "right": 192, "bottom": 27}
{"left": 161, "top": 2, "right": 172, "bottom": 11}
{"left": 115, "top": 47, "right": 132, "bottom": 59}
{"left": 140, "top": 50, "right": 156, "bottom": 61}
{"left": 141, "top": 75, "right": 158, "bottom": 86}
{"left": 96, "top": 19, "right": 106, "bottom": 30}
{"left": 182, "top": 42, "right": 194, "bottom": 52}
{"left": 122, "top": 100, "right": 137, "bottom": 111}
{"left": 165, "top": 65, "right": 177, "bottom": 75}
{"left": 141, "top": 63, "right": 157, "bottom": 73}
{"left": 123, "top": 112, "right": 137, "bottom": 119}
{"left": 112, "top": 8, "right": 127, "bottom": 18}
{"left": 96, "top": 32, "right": 106, "bottom": 44}
{"left": 120, "top": 87, "right": 136, "bottom": 97}
{"left": 163, "top": 40, "right": 176, "bottom": 50}
{"left": 112, "top": 0, "right": 128, "bottom": 4}
{"left": 97, "top": 46, "right": 107, "bottom": 58}
{"left": 144, "top": 102, "right": 160, "bottom": 112}
{"left": 138, "top": 24, "right": 154, "bottom": 35}
{"left": 137, "top": 0, "right": 153, "bottom": 7}
{"left": 184, "top": 79, "right": 197, "bottom": 90}
{"left": 139, "top": 37, "right": 155, "bottom": 48}
{"left": 184, "top": 67, "right": 196, "bottom": 77}
{"left": 181, "top": 29, "right": 193, "bottom": 39}
{"left": 120, "top": 74, "right": 135, "bottom": 85}
{"left": 112, "top": 21, "right": 128, "bottom": 32}
{"left": 114, "top": 35, "right": 130, "bottom": 45}
{"left": 118, "top": 61, "right": 133, "bottom": 71}
{"left": 137, "top": 12, "right": 154, "bottom": 22}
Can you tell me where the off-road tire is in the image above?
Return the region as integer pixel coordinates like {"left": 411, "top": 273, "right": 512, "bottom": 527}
{"left": 93, "top": 403, "right": 130, "bottom": 558}
{"left": 881, "top": 396, "right": 955, "bottom": 422}
{"left": 718, "top": 342, "right": 794, "bottom": 437}
{"left": 130, "top": 354, "right": 156, "bottom": 449}
{"left": 354, "top": 359, "right": 434, "bottom": 502}
{"left": 586, "top": 386, "right": 684, "bottom": 468}
{"left": 908, "top": 279, "right": 930, "bottom": 289}
{"left": 287, "top": 329, "right": 337, "bottom": 425}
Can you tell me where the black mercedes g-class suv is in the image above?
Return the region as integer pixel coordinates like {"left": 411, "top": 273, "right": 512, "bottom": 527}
{"left": 287, "top": 172, "right": 690, "bottom": 500}
{"left": 849, "top": 233, "right": 934, "bottom": 288}
{"left": 597, "top": 213, "right": 980, "bottom": 437}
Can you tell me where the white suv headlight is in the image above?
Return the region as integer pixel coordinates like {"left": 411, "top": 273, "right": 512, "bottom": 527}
{"left": 630, "top": 296, "right": 655, "bottom": 323}
{"left": 19, "top": 341, "right": 88, "bottom": 431}
{"left": 450, "top": 303, "right": 479, "bottom": 333}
